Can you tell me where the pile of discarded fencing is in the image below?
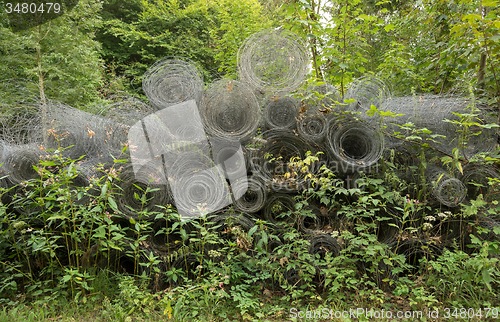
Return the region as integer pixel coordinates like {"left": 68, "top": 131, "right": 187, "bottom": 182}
{"left": 0, "top": 29, "right": 498, "bottom": 287}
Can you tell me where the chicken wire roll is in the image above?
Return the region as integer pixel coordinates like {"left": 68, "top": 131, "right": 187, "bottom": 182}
{"left": 297, "top": 113, "right": 328, "bottom": 142}
{"left": 43, "top": 102, "right": 123, "bottom": 158}
{"left": 326, "top": 117, "right": 385, "bottom": 174}
{"left": 209, "top": 137, "right": 247, "bottom": 181}
{"left": 231, "top": 175, "right": 268, "bottom": 214}
{"left": 254, "top": 130, "right": 316, "bottom": 190}
{"left": 0, "top": 105, "right": 42, "bottom": 145}
{"left": 460, "top": 164, "right": 500, "bottom": 201}
{"left": 262, "top": 192, "right": 295, "bottom": 223}
{"left": 142, "top": 58, "right": 204, "bottom": 109}
{"left": 115, "top": 161, "right": 172, "bottom": 219}
{"left": 99, "top": 95, "right": 156, "bottom": 126}
{"left": 237, "top": 29, "right": 308, "bottom": 93}
{"left": 344, "top": 76, "right": 391, "bottom": 114}
{"left": 381, "top": 95, "right": 498, "bottom": 158}
{"left": 263, "top": 96, "right": 299, "bottom": 130}
{"left": 200, "top": 79, "right": 261, "bottom": 143}
{"left": 3, "top": 143, "right": 45, "bottom": 184}
{"left": 166, "top": 151, "right": 231, "bottom": 219}
{"left": 308, "top": 234, "right": 341, "bottom": 258}
{"left": 426, "top": 166, "right": 467, "bottom": 207}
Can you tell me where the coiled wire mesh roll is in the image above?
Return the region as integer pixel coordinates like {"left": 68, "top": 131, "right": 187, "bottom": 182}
{"left": 3, "top": 143, "right": 44, "bottom": 184}
{"left": 308, "top": 234, "right": 340, "bottom": 258}
{"left": 326, "top": 117, "right": 385, "bottom": 173}
{"left": 70, "top": 157, "right": 111, "bottom": 203}
{"left": 166, "top": 151, "right": 231, "bottom": 218}
{"left": 296, "top": 84, "right": 339, "bottom": 142}
{"left": 297, "top": 113, "right": 328, "bottom": 143}
{"left": 426, "top": 166, "right": 467, "bottom": 207}
{"left": 206, "top": 211, "right": 255, "bottom": 239}
{"left": 142, "top": 58, "right": 204, "bottom": 109}
{"left": 297, "top": 204, "right": 328, "bottom": 235}
{"left": 381, "top": 95, "right": 498, "bottom": 158}
{"left": 115, "top": 162, "right": 171, "bottom": 219}
{"left": 231, "top": 175, "right": 268, "bottom": 214}
{"left": 460, "top": 164, "right": 499, "bottom": 201}
{"left": 150, "top": 217, "right": 193, "bottom": 254}
{"left": 262, "top": 193, "right": 295, "bottom": 223}
{"left": 344, "top": 76, "right": 391, "bottom": 113}
{"left": 99, "top": 95, "right": 155, "bottom": 126}
{"left": 254, "top": 130, "right": 314, "bottom": 185}
{"left": 44, "top": 102, "right": 127, "bottom": 158}
{"left": 237, "top": 29, "right": 308, "bottom": 93}
{"left": 391, "top": 238, "right": 443, "bottom": 270}
{"left": 263, "top": 95, "right": 299, "bottom": 130}
{"left": 209, "top": 137, "right": 248, "bottom": 180}
{"left": 200, "top": 79, "right": 261, "bottom": 143}
{"left": 0, "top": 105, "right": 42, "bottom": 145}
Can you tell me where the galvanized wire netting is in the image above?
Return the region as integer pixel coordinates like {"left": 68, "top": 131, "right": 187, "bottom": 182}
{"left": 0, "top": 105, "right": 42, "bottom": 145}
{"left": 2, "top": 143, "right": 44, "bottom": 184}
{"left": 344, "top": 76, "right": 391, "bottom": 113}
{"left": 237, "top": 29, "right": 308, "bottom": 93}
{"left": 231, "top": 175, "right": 268, "bottom": 214}
{"left": 200, "top": 79, "right": 261, "bottom": 142}
{"left": 142, "top": 58, "right": 204, "bottom": 109}
{"left": 426, "top": 166, "right": 467, "bottom": 207}
{"left": 326, "top": 117, "right": 385, "bottom": 173}
{"left": 381, "top": 95, "right": 498, "bottom": 157}
{"left": 43, "top": 102, "right": 128, "bottom": 158}
{"left": 263, "top": 95, "right": 299, "bottom": 130}
{"left": 99, "top": 95, "right": 156, "bottom": 126}
{"left": 1, "top": 29, "right": 499, "bottom": 281}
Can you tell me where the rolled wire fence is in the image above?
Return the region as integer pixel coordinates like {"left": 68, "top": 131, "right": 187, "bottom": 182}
{"left": 1, "top": 29, "right": 498, "bottom": 287}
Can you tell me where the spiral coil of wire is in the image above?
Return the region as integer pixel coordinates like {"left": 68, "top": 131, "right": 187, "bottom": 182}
{"left": 200, "top": 79, "right": 261, "bottom": 143}
{"left": 142, "top": 58, "right": 204, "bottom": 109}
{"left": 237, "top": 29, "right": 308, "bottom": 93}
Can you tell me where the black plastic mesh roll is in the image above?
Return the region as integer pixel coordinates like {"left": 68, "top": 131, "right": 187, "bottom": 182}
{"left": 200, "top": 79, "right": 261, "bottom": 142}
{"left": 308, "top": 234, "right": 340, "bottom": 258}
{"left": 115, "top": 162, "right": 171, "bottom": 219}
{"left": 231, "top": 175, "right": 268, "bottom": 214}
{"left": 426, "top": 166, "right": 467, "bottom": 207}
{"left": 263, "top": 96, "right": 299, "bottom": 130}
{"left": 142, "top": 58, "right": 204, "bottom": 109}
{"left": 326, "top": 118, "right": 385, "bottom": 173}
{"left": 237, "top": 29, "right": 308, "bottom": 93}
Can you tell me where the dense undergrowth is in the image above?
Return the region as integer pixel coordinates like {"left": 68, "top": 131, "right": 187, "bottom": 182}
{"left": 0, "top": 105, "right": 499, "bottom": 322}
